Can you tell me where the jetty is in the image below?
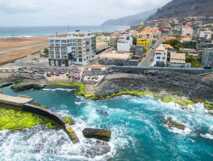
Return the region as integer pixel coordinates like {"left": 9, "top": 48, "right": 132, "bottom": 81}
{"left": 0, "top": 93, "right": 79, "bottom": 144}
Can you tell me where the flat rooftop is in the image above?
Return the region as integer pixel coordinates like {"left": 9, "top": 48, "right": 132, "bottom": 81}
{"left": 99, "top": 50, "right": 132, "bottom": 60}
{"left": 49, "top": 32, "right": 95, "bottom": 40}
{"left": 170, "top": 52, "right": 186, "bottom": 64}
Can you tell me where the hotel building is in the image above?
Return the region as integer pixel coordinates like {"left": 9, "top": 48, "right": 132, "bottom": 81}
{"left": 48, "top": 32, "right": 96, "bottom": 66}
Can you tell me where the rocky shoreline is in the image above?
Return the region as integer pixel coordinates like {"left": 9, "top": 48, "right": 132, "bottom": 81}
{"left": 11, "top": 82, "right": 46, "bottom": 91}
{"left": 1, "top": 69, "right": 213, "bottom": 110}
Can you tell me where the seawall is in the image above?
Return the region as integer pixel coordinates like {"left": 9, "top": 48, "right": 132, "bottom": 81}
{"left": 108, "top": 66, "right": 212, "bottom": 75}
{"left": 23, "top": 103, "right": 79, "bottom": 144}
{"left": 0, "top": 93, "right": 79, "bottom": 144}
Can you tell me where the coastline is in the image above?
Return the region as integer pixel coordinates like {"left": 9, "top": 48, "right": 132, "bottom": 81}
{"left": 46, "top": 81, "right": 213, "bottom": 111}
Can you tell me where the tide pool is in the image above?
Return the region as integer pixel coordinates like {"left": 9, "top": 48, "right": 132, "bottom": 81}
{"left": 0, "top": 87, "right": 212, "bottom": 161}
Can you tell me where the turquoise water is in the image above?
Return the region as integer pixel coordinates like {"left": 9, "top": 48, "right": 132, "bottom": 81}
{"left": 0, "top": 26, "right": 129, "bottom": 37}
{"left": 0, "top": 87, "right": 213, "bottom": 161}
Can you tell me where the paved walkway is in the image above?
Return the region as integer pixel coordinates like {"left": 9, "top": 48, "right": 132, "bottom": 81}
{"left": 0, "top": 93, "right": 33, "bottom": 106}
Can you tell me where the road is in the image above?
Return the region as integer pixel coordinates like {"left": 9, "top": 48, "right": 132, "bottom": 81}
{"left": 138, "top": 38, "right": 162, "bottom": 67}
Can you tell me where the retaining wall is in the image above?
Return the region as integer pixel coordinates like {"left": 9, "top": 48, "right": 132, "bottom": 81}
{"left": 108, "top": 66, "right": 212, "bottom": 75}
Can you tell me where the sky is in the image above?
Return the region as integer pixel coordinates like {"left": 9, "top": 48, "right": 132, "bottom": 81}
{"left": 0, "top": 0, "right": 170, "bottom": 27}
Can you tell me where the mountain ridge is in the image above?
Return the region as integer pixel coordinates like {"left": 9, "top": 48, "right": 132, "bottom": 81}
{"left": 102, "top": 9, "right": 156, "bottom": 26}
{"left": 150, "top": 0, "right": 213, "bottom": 20}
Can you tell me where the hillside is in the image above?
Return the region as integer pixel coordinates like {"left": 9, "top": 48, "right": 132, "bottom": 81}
{"left": 102, "top": 10, "right": 156, "bottom": 26}
{"left": 150, "top": 0, "right": 213, "bottom": 20}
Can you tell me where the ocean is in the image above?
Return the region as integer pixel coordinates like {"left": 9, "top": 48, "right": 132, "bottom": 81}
{"left": 0, "top": 87, "right": 213, "bottom": 161}
{"left": 0, "top": 26, "right": 129, "bottom": 37}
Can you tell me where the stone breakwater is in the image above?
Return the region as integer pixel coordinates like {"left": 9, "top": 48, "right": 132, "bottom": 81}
{"left": 0, "top": 93, "right": 79, "bottom": 144}
{"left": 23, "top": 103, "right": 79, "bottom": 144}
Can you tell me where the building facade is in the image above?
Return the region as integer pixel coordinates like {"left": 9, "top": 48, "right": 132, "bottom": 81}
{"left": 199, "top": 30, "right": 212, "bottom": 41}
{"left": 202, "top": 48, "right": 213, "bottom": 67}
{"left": 48, "top": 32, "right": 96, "bottom": 66}
{"left": 136, "top": 38, "right": 152, "bottom": 49}
{"left": 117, "top": 34, "right": 133, "bottom": 52}
{"left": 181, "top": 25, "right": 193, "bottom": 37}
{"left": 153, "top": 44, "right": 168, "bottom": 67}
{"left": 168, "top": 52, "right": 188, "bottom": 67}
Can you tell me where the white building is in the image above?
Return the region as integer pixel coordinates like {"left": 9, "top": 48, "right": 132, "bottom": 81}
{"left": 181, "top": 25, "right": 193, "bottom": 37}
{"left": 117, "top": 34, "right": 133, "bottom": 52}
{"left": 48, "top": 32, "right": 96, "bottom": 66}
{"left": 199, "top": 30, "right": 212, "bottom": 41}
{"left": 153, "top": 44, "right": 168, "bottom": 66}
{"left": 168, "top": 52, "right": 187, "bottom": 67}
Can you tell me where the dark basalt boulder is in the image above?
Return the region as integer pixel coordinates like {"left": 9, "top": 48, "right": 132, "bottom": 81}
{"left": 83, "top": 128, "right": 111, "bottom": 141}
{"left": 165, "top": 117, "right": 186, "bottom": 130}
{"left": 12, "top": 83, "right": 46, "bottom": 91}
{"left": 0, "top": 82, "right": 13, "bottom": 88}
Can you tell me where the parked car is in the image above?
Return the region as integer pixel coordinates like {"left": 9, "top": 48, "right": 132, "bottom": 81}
{"left": 204, "top": 66, "right": 212, "bottom": 70}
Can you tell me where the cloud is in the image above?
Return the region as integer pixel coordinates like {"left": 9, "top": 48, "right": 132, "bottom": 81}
{"left": 0, "top": 0, "right": 40, "bottom": 13}
{"left": 0, "top": 0, "right": 171, "bottom": 26}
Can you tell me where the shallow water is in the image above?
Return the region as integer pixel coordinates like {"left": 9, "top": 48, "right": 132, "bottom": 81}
{"left": 0, "top": 87, "right": 213, "bottom": 161}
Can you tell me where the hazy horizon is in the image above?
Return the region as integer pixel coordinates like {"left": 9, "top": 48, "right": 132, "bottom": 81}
{"left": 0, "top": 0, "right": 170, "bottom": 27}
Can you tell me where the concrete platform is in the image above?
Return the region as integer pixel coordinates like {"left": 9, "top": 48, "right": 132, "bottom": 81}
{"left": 0, "top": 93, "right": 33, "bottom": 106}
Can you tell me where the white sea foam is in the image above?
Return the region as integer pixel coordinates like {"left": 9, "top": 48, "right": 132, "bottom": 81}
{"left": 168, "top": 127, "right": 192, "bottom": 135}
{"left": 43, "top": 88, "right": 74, "bottom": 92}
{"left": 75, "top": 101, "right": 84, "bottom": 105}
{"left": 164, "top": 115, "right": 192, "bottom": 135}
{"left": 200, "top": 133, "right": 213, "bottom": 140}
{"left": 0, "top": 123, "right": 119, "bottom": 161}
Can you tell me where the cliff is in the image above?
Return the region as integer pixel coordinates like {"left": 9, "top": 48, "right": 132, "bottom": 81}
{"left": 150, "top": 0, "right": 213, "bottom": 20}
{"left": 102, "top": 9, "right": 156, "bottom": 26}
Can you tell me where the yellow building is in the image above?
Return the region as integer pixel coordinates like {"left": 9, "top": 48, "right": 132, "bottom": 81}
{"left": 136, "top": 38, "right": 152, "bottom": 49}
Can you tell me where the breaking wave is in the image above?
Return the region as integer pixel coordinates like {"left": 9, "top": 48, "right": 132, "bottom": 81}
{"left": 0, "top": 87, "right": 213, "bottom": 161}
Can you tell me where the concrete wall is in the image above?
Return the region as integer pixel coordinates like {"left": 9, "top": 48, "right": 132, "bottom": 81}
{"left": 0, "top": 100, "right": 79, "bottom": 144}
{"left": 23, "top": 104, "right": 65, "bottom": 127}
{"left": 108, "top": 66, "right": 212, "bottom": 75}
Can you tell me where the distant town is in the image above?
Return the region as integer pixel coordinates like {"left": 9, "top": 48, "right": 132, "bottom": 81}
{"left": 1, "top": 16, "right": 212, "bottom": 82}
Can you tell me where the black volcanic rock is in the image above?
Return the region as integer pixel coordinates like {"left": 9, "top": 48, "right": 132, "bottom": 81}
{"left": 150, "top": 0, "right": 213, "bottom": 19}
{"left": 83, "top": 128, "right": 111, "bottom": 141}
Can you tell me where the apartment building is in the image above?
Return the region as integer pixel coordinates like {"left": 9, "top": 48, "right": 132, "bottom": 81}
{"left": 153, "top": 44, "right": 168, "bottom": 67}
{"left": 117, "top": 34, "right": 133, "bottom": 52}
{"left": 48, "top": 32, "right": 96, "bottom": 66}
{"left": 199, "top": 30, "right": 212, "bottom": 41}
{"left": 168, "top": 52, "right": 187, "bottom": 67}
{"left": 181, "top": 25, "right": 193, "bottom": 37}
